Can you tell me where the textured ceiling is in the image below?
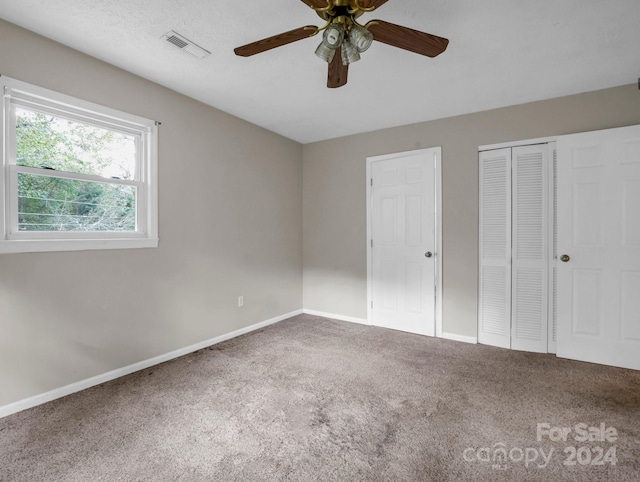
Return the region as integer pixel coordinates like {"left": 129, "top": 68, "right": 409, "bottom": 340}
{"left": 0, "top": 0, "right": 638, "bottom": 144}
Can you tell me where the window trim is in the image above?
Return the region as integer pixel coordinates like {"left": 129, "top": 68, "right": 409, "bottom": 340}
{"left": 0, "top": 75, "right": 158, "bottom": 254}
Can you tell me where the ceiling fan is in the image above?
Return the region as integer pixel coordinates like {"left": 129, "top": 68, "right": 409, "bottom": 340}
{"left": 234, "top": 0, "right": 449, "bottom": 88}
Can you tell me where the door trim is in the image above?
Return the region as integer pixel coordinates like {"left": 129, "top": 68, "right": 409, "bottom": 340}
{"left": 366, "top": 147, "right": 443, "bottom": 337}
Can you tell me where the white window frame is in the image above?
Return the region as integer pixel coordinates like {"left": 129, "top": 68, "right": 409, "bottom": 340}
{"left": 0, "top": 75, "right": 158, "bottom": 253}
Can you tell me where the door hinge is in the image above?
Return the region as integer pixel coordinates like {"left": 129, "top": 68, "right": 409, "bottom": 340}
{"left": 370, "top": 178, "right": 373, "bottom": 187}
{"left": 371, "top": 300, "right": 373, "bottom": 309}
{"left": 371, "top": 239, "right": 373, "bottom": 248}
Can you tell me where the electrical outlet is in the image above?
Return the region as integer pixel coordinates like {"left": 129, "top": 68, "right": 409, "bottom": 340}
{"left": 238, "top": 296, "right": 244, "bottom": 307}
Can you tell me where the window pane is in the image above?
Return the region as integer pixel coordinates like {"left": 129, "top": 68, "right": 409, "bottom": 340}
{"left": 15, "top": 107, "right": 137, "bottom": 180}
{"left": 18, "top": 173, "right": 136, "bottom": 232}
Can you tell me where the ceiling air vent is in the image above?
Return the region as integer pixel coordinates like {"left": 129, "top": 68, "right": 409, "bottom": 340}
{"left": 161, "top": 31, "right": 210, "bottom": 59}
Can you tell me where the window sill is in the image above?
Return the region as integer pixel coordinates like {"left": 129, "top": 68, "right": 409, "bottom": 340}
{"left": 0, "top": 238, "right": 159, "bottom": 254}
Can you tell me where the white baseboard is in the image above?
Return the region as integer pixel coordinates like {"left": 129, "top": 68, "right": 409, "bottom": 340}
{"left": 0, "top": 309, "right": 303, "bottom": 419}
{"left": 441, "top": 332, "right": 478, "bottom": 344}
{"left": 303, "top": 309, "right": 370, "bottom": 326}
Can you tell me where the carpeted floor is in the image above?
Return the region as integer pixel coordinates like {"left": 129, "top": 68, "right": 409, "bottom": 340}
{"left": 1, "top": 314, "right": 639, "bottom": 481}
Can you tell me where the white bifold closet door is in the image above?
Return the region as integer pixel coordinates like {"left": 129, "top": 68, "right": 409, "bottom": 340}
{"left": 478, "top": 148, "right": 512, "bottom": 349}
{"left": 479, "top": 143, "right": 554, "bottom": 353}
{"left": 511, "top": 145, "right": 550, "bottom": 352}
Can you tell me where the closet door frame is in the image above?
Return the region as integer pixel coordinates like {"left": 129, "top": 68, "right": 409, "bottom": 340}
{"left": 548, "top": 143, "right": 558, "bottom": 354}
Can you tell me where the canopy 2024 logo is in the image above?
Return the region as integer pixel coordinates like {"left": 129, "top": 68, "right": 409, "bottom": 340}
{"left": 463, "top": 423, "right": 618, "bottom": 471}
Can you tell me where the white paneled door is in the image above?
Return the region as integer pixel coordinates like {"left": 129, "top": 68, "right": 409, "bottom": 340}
{"left": 368, "top": 148, "right": 440, "bottom": 336}
{"left": 557, "top": 125, "right": 640, "bottom": 370}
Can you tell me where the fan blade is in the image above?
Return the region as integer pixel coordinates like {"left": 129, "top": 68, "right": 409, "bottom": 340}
{"left": 327, "top": 48, "right": 348, "bottom": 88}
{"left": 366, "top": 20, "right": 449, "bottom": 57}
{"left": 358, "top": 0, "right": 389, "bottom": 9}
{"left": 234, "top": 26, "right": 318, "bottom": 57}
{"left": 300, "top": 0, "right": 331, "bottom": 9}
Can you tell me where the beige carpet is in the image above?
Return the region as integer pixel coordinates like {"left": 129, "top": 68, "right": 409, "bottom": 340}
{"left": 1, "top": 314, "right": 639, "bottom": 481}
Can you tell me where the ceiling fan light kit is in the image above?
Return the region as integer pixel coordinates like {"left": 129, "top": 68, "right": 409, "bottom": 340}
{"left": 234, "top": 0, "right": 449, "bottom": 88}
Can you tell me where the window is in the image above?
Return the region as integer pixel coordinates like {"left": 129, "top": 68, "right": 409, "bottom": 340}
{"left": 0, "top": 76, "right": 158, "bottom": 253}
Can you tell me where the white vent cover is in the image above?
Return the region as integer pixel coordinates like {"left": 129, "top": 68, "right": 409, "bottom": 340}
{"left": 161, "top": 31, "right": 210, "bottom": 59}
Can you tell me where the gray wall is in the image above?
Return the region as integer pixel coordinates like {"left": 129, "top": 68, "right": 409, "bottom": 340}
{"left": 0, "top": 20, "right": 303, "bottom": 407}
{"left": 303, "top": 84, "right": 640, "bottom": 337}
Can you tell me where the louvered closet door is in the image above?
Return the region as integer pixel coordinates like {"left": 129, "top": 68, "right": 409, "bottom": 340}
{"left": 511, "top": 145, "right": 549, "bottom": 353}
{"left": 478, "top": 148, "right": 512, "bottom": 349}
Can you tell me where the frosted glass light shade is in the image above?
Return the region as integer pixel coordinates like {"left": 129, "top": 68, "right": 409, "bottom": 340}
{"left": 349, "top": 24, "right": 373, "bottom": 52}
{"left": 324, "top": 23, "right": 345, "bottom": 48}
{"left": 315, "top": 42, "right": 336, "bottom": 63}
{"left": 341, "top": 41, "right": 360, "bottom": 65}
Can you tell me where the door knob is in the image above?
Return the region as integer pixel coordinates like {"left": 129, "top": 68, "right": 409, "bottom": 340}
{"left": 425, "top": 251, "right": 433, "bottom": 258}
{"left": 560, "top": 254, "right": 570, "bottom": 263}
